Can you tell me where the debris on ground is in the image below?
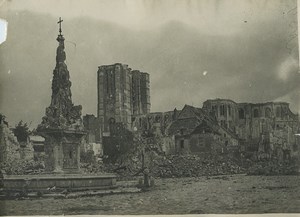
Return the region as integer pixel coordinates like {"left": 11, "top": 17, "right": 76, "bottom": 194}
{"left": 247, "top": 160, "right": 299, "bottom": 176}
{"left": 100, "top": 151, "right": 299, "bottom": 178}
{"left": 2, "top": 160, "right": 45, "bottom": 175}
{"left": 99, "top": 153, "right": 246, "bottom": 178}
{"left": 149, "top": 154, "right": 245, "bottom": 178}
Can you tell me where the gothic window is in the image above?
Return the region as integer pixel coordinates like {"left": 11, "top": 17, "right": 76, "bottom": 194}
{"left": 276, "top": 107, "right": 281, "bottom": 118}
{"left": 220, "top": 105, "right": 225, "bottom": 116}
{"left": 283, "top": 107, "right": 288, "bottom": 115}
{"left": 219, "top": 105, "right": 227, "bottom": 116}
{"left": 228, "top": 105, "right": 231, "bottom": 116}
{"left": 265, "top": 107, "right": 271, "bottom": 118}
{"left": 239, "top": 108, "right": 245, "bottom": 119}
{"left": 253, "top": 109, "right": 259, "bottom": 118}
{"left": 106, "top": 74, "right": 109, "bottom": 93}
{"left": 211, "top": 105, "right": 217, "bottom": 117}
{"left": 180, "top": 140, "right": 184, "bottom": 149}
{"left": 106, "top": 71, "right": 115, "bottom": 97}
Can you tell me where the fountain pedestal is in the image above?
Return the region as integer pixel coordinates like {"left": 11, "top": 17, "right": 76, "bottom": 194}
{"left": 39, "top": 129, "right": 85, "bottom": 174}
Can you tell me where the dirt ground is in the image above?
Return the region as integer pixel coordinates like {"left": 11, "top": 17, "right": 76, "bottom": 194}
{"left": 0, "top": 174, "right": 299, "bottom": 215}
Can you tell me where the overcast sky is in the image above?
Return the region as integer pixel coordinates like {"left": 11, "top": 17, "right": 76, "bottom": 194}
{"left": 1, "top": 0, "right": 297, "bottom": 33}
{"left": 0, "top": 0, "right": 299, "bottom": 128}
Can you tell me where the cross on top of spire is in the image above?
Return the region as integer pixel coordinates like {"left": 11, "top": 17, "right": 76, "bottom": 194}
{"left": 57, "top": 17, "right": 63, "bottom": 36}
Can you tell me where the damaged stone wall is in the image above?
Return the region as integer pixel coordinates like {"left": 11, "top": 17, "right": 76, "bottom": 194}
{"left": 131, "top": 109, "right": 178, "bottom": 135}
{"left": 175, "top": 134, "right": 204, "bottom": 155}
{"left": 0, "top": 119, "right": 45, "bottom": 175}
{"left": 83, "top": 114, "right": 101, "bottom": 144}
{"left": 82, "top": 115, "right": 103, "bottom": 158}
{"left": 267, "top": 125, "right": 298, "bottom": 161}
{"left": 0, "top": 120, "right": 20, "bottom": 165}
{"left": 30, "top": 135, "right": 45, "bottom": 161}
{"left": 161, "top": 136, "right": 176, "bottom": 155}
{"left": 167, "top": 105, "right": 239, "bottom": 156}
{"left": 130, "top": 110, "right": 178, "bottom": 156}
{"left": 202, "top": 99, "right": 237, "bottom": 132}
{"left": 203, "top": 99, "right": 299, "bottom": 158}
{"left": 174, "top": 125, "right": 236, "bottom": 155}
{"left": 19, "top": 142, "right": 34, "bottom": 161}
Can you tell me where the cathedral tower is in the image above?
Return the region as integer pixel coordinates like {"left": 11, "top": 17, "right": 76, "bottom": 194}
{"left": 97, "top": 63, "right": 132, "bottom": 134}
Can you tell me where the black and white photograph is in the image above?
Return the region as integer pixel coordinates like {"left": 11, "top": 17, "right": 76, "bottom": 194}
{"left": 0, "top": 0, "right": 300, "bottom": 215}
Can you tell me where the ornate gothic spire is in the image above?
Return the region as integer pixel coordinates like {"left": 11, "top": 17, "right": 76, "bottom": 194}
{"left": 56, "top": 17, "right": 66, "bottom": 64}
{"left": 38, "top": 17, "right": 83, "bottom": 131}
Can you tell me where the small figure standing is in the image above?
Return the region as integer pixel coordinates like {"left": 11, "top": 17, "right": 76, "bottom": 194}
{"left": 143, "top": 167, "right": 150, "bottom": 187}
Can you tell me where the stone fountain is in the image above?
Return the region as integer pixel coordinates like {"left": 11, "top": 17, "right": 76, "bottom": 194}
{"left": 2, "top": 18, "right": 116, "bottom": 195}
{"left": 37, "top": 17, "right": 85, "bottom": 174}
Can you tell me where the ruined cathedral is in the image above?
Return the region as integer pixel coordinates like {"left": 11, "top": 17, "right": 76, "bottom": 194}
{"left": 83, "top": 60, "right": 299, "bottom": 162}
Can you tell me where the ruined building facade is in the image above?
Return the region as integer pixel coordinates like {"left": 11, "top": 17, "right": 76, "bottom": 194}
{"left": 87, "top": 63, "right": 299, "bottom": 160}
{"left": 97, "top": 63, "right": 150, "bottom": 135}
{"left": 167, "top": 105, "right": 239, "bottom": 155}
{"left": 202, "top": 99, "right": 299, "bottom": 142}
{"left": 202, "top": 99, "right": 299, "bottom": 159}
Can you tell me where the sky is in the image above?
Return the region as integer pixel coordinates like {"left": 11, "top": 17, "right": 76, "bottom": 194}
{"left": 0, "top": 0, "right": 299, "bottom": 128}
{"left": 0, "top": 18, "right": 7, "bottom": 44}
{"left": 0, "top": 0, "right": 297, "bottom": 33}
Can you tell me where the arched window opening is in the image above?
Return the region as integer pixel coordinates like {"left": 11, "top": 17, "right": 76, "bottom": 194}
{"left": 253, "top": 109, "right": 259, "bottom": 118}
{"left": 265, "top": 107, "right": 271, "bottom": 118}
{"left": 276, "top": 107, "right": 281, "bottom": 118}
{"left": 239, "top": 108, "right": 245, "bottom": 119}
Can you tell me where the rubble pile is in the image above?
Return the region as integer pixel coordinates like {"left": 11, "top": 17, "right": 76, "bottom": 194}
{"left": 80, "top": 162, "right": 105, "bottom": 174}
{"left": 97, "top": 153, "right": 245, "bottom": 178}
{"left": 150, "top": 154, "right": 245, "bottom": 178}
{"left": 1, "top": 120, "right": 45, "bottom": 175}
{"left": 68, "top": 153, "right": 299, "bottom": 178}
{"left": 247, "top": 160, "right": 299, "bottom": 176}
{"left": 2, "top": 160, "right": 44, "bottom": 175}
{"left": 0, "top": 121, "right": 20, "bottom": 165}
